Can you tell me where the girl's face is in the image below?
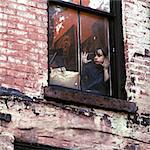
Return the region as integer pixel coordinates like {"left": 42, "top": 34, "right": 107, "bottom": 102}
{"left": 94, "top": 49, "right": 105, "bottom": 65}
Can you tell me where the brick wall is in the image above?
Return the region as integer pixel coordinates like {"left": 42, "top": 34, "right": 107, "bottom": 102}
{"left": 0, "top": 0, "right": 149, "bottom": 104}
{"left": 0, "top": 1, "right": 150, "bottom": 149}
{"left": 0, "top": 0, "right": 48, "bottom": 97}
{"left": 122, "top": 0, "right": 150, "bottom": 113}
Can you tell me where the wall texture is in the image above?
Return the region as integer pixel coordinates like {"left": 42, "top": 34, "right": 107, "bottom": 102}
{"left": 0, "top": 98, "right": 150, "bottom": 150}
{"left": 0, "top": 0, "right": 150, "bottom": 150}
{"left": 0, "top": 0, "right": 48, "bottom": 97}
{"left": 122, "top": 0, "right": 150, "bottom": 114}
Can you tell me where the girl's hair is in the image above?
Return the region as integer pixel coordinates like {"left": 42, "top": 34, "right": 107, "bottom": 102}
{"left": 95, "top": 48, "right": 107, "bottom": 57}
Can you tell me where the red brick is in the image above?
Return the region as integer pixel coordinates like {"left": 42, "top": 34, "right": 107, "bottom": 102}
{"left": 0, "top": 68, "right": 7, "bottom": 76}
{"left": 25, "top": 81, "right": 35, "bottom": 88}
{"left": 4, "top": 75, "right": 15, "bottom": 85}
{"left": 0, "top": 40, "right": 7, "bottom": 47}
{"left": 36, "top": 2, "right": 47, "bottom": 10}
{"left": 27, "top": 32, "right": 39, "bottom": 40}
{"left": 14, "top": 78, "right": 25, "bottom": 87}
{"left": 3, "top": 7, "right": 16, "bottom": 15}
{"left": 5, "top": 49, "right": 20, "bottom": 57}
{"left": 7, "top": 42, "right": 28, "bottom": 51}
{"left": 0, "top": 76, "right": 5, "bottom": 83}
{"left": 6, "top": 69, "right": 26, "bottom": 79}
{"left": 0, "top": 47, "right": 7, "bottom": 54}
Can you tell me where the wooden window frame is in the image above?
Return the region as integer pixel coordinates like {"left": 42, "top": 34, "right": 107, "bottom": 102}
{"left": 45, "top": 0, "right": 137, "bottom": 113}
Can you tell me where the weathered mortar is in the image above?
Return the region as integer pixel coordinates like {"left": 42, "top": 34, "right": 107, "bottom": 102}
{"left": 122, "top": 0, "right": 150, "bottom": 114}
{"left": 0, "top": 96, "right": 150, "bottom": 150}
{"left": 0, "top": 0, "right": 150, "bottom": 149}
{"left": 0, "top": 0, "right": 48, "bottom": 98}
{"left": 0, "top": 132, "right": 14, "bottom": 150}
{"left": 0, "top": 0, "right": 149, "bottom": 102}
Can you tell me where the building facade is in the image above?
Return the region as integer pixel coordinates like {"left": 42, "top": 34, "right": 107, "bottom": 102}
{"left": 0, "top": 0, "right": 150, "bottom": 149}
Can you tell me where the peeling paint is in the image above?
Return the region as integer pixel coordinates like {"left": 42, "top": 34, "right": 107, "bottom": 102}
{"left": 111, "top": 115, "right": 130, "bottom": 137}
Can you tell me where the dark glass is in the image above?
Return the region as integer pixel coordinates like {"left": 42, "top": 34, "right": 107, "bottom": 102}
{"left": 80, "top": 12, "right": 110, "bottom": 96}
{"left": 49, "top": 5, "right": 80, "bottom": 89}
{"left": 81, "top": 0, "right": 110, "bottom": 12}
{"left": 80, "top": 12, "right": 109, "bottom": 55}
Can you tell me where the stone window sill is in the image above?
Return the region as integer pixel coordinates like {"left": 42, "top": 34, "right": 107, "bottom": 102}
{"left": 44, "top": 86, "right": 137, "bottom": 113}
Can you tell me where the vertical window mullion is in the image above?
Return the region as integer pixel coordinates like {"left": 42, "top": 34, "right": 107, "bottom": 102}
{"left": 110, "top": 0, "right": 127, "bottom": 99}
{"left": 77, "top": 10, "right": 81, "bottom": 89}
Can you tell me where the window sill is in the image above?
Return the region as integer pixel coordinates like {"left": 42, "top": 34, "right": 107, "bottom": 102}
{"left": 44, "top": 86, "right": 137, "bottom": 114}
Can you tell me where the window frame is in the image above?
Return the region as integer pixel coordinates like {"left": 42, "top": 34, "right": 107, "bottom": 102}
{"left": 46, "top": 0, "right": 136, "bottom": 113}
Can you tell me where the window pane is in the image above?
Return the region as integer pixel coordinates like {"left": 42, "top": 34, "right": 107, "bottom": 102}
{"left": 81, "top": 0, "right": 110, "bottom": 12}
{"left": 80, "top": 12, "right": 110, "bottom": 96}
{"left": 49, "top": 5, "right": 80, "bottom": 89}
{"left": 60, "top": 0, "right": 80, "bottom": 5}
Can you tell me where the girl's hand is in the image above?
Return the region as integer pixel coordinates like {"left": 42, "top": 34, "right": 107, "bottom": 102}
{"left": 102, "top": 57, "right": 110, "bottom": 81}
{"left": 81, "top": 52, "right": 92, "bottom": 64}
{"left": 102, "top": 57, "right": 110, "bottom": 69}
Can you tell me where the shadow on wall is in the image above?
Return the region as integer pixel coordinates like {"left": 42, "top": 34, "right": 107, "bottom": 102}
{"left": 0, "top": 86, "right": 32, "bottom": 101}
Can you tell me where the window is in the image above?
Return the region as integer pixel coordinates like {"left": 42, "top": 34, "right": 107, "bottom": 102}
{"left": 45, "top": 0, "right": 137, "bottom": 113}
{"left": 48, "top": 0, "right": 126, "bottom": 99}
{"left": 14, "top": 141, "right": 69, "bottom": 150}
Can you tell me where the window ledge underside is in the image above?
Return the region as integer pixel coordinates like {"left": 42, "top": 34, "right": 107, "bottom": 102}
{"left": 44, "top": 86, "right": 137, "bottom": 114}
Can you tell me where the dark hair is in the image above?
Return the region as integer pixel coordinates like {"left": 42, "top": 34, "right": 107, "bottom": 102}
{"left": 95, "top": 48, "right": 107, "bottom": 57}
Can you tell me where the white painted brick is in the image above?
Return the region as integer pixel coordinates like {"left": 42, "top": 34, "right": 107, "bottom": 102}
{"left": 17, "top": 0, "right": 28, "bottom": 5}
{"left": 17, "top": 5, "right": 27, "bottom": 11}
{"left": 17, "top": 11, "right": 36, "bottom": 19}
{"left": 17, "top": 23, "right": 25, "bottom": 30}
{"left": 0, "top": 55, "right": 7, "bottom": 61}
{"left": 0, "top": 20, "right": 7, "bottom": 27}
{"left": 0, "top": 27, "right": 7, "bottom": 33}
{"left": 0, "top": 13, "right": 8, "bottom": 19}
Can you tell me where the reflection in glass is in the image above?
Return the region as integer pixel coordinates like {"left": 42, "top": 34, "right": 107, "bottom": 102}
{"left": 48, "top": 4, "right": 111, "bottom": 95}
{"left": 49, "top": 5, "right": 80, "bottom": 89}
{"left": 81, "top": 0, "right": 110, "bottom": 12}
{"left": 80, "top": 12, "right": 110, "bottom": 96}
